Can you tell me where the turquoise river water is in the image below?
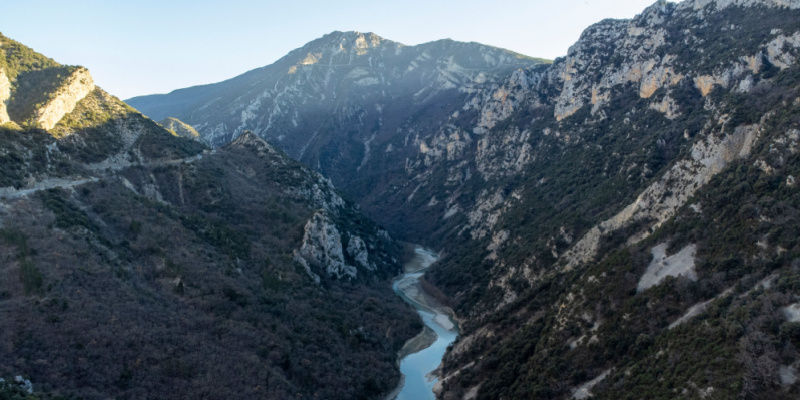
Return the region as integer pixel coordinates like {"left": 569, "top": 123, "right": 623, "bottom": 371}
{"left": 390, "top": 247, "right": 459, "bottom": 400}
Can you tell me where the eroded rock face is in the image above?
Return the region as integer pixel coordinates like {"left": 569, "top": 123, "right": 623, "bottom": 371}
{"left": 297, "top": 210, "right": 386, "bottom": 279}
{"left": 299, "top": 211, "right": 355, "bottom": 279}
{"left": 347, "top": 235, "right": 375, "bottom": 271}
{"left": 562, "top": 124, "right": 760, "bottom": 270}
{"left": 34, "top": 67, "right": 94, "bottom": 130}
{"left": 689, "top": 0, "right": 800, "bottom": 10}
{"left": 637, "top": 243, "right": 698, "bottom": 292}
{"left": 0, "top": 68, "right": 10, "bottom": 124}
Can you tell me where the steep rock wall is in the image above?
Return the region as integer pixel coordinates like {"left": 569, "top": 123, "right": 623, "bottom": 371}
{"left": 297, "top": 211, "right": 380, "bottom": 279}
{"left": 33, "top": 67, "right": 94, "bottom": 130}
{"left": 562, "top": 124, "right": 760, "bottom": 270}
{"left": 0, "top": 68, "right": 10, "bottom": 124}
{"left": 299, "top": 211, "right": 356, "bottom": 279}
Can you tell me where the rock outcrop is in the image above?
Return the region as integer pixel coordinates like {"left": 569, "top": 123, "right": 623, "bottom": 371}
{"left": 297, "top": 209, "right": 383, "bottom": 279}
{"left": 32, "top": 67, "right": 94, "bottom": 130}
{"left": 562, "top": 124, "right": 760, "bottom": 270}
{"left": 299, "top": 211, "right": 356, "bottom": 279}
{"left": 0, "top": 68, "right": 10, "bottom": 124}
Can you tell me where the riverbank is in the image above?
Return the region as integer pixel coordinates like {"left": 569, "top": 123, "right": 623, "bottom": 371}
{"left": 388, "top": 246, "right": 459, "bottom": 400}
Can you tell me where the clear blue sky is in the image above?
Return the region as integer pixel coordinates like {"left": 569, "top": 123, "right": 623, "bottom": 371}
{"left": 0, "top": 0, "right": 667, "bottom": 99}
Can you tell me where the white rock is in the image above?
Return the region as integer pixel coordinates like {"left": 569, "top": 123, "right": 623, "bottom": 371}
{"left": 563, "top": 124, "right": 759, "bottom": 270}
{"left": 572, "top": 369, "right": 612, "bottom": 399}
{"left": 347, "top": 235, "right": 375, "bottom": 271}
{"left": 638, "top": 243, "right": 698, "bottom": 292}
{"left": 780, "top": 365, "right": 798, "bottom": 386}
{"left": 0, "top": 68, "right": 10, "bottom": 124}
{"left": 34, "top": 67, "right": 95, "bottom": 130}
{"left": 299, "top": 211, "right": 357, "bottom": 279}
{"left": 782, "top": 303, "right": 800, "bottom": 322}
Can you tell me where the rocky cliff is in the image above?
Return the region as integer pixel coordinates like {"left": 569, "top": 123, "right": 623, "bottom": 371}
{"left": 0, "top": 34, "right": 95, "bottom": 131}
{"left": 411, "top": 0, "right": 800, "bottom": 398}
{"left": 0, "top": 68, "right": 10, "bottom": 124}
{"left": 32, "top": 66, "right": 94, "bottom": 130}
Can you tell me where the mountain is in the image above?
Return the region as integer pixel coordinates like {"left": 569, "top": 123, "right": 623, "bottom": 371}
{"left": 416, "top": 0, "right": 800, "bottom": 398}
{"left": 127, "top": 32, "right": 548, "bottom": 237}
{"left": 130, "top": 1, "right": 800, "bottom": 399}
{"left": 0, "top": 32, "right": 419, "bottom": 399}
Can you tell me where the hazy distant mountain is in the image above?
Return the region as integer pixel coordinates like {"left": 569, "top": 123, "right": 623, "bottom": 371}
{"left": 128, "top": 31, "right": 544, "bottom": 147}
{"left": 127, "top": 31, "right": 547, "bottom": 207}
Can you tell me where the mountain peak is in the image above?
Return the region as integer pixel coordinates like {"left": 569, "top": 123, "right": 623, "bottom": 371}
{"left": 228, "top": 129, "right": 277, "bottom": 155}
{"left": 305, "top": 30, "right": 394, "bottom": 55}
{"left": 324, "top": 30, "right": 386, "bottom": 42}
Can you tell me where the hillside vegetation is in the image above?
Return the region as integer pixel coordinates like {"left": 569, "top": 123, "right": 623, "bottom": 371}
{"left": 0, "top": 36, "right": 419, "bottom": 399}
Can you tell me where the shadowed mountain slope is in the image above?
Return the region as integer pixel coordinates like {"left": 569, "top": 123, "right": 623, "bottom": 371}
{"left": 0, "top": 32, "right": 418, "bottom": 400}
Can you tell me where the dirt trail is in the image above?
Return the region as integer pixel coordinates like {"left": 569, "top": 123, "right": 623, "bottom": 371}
{"left": 0, "top": 153, "right": 205, "bottom": 199}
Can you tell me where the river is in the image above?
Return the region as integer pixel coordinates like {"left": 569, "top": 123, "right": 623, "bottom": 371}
{"left": 388, "top": 247, "right": 459, "bottom": 400}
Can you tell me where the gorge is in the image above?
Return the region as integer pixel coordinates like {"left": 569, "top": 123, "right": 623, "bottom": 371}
{"left": 2, "top": 0, "right": 800, "bottom": 398}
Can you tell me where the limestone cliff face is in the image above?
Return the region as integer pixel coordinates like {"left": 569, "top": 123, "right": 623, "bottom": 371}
{"left": 460, "top": 0, "right": 800, "bottom": 134}
{"left": 299, "top": 211, "right": 355, "bottom": 279}
{"left": 0, "top": 68, "right": 10, "bottom": 124}
{"left": 32, "top": 67, "right": 94, "bottom": 130}
{"left": 539, "top": 0, "right": 780, "bottom": 122}
{"left": 410, "top": 1, "right": 800, "bottom": 398}
{"left": 562, "top": 123, "right": 761, "bottom": 271}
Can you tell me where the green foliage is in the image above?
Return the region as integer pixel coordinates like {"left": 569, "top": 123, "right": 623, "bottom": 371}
{"left": 18, "top": 260, "right": 43, "bottom": 295}
{"left": 6, "top": 66, "right": 80, "bottom": 124}
{"left": 667, "top": 6, "right": 800, "bottom": 75}
{"left": 134, "top": 117, "right": 206, "bottom": 160}
{"left": 36, "top": 189, "right": 94, "bottom": 232}
{"left": 0, "top": 229, "right": 42, "bottom": 295}
{"left": 0, "top": 32, "right": 60, "bottom": 82}
{"left": 179, "top": 213, "right": 251, "bottom": 260}
{"left": 0, "top": 126, "right": 73, "bottom": 189}
{"left": 0, "top": 228, "right": 30, "bottom": 256}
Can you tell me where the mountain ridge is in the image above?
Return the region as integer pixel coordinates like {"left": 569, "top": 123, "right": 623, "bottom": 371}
{"left": 0, "top": 32, "right": 420, "bottom": 400}
{"left": 126, "top": 31, "right": 549, "bottom": 246}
